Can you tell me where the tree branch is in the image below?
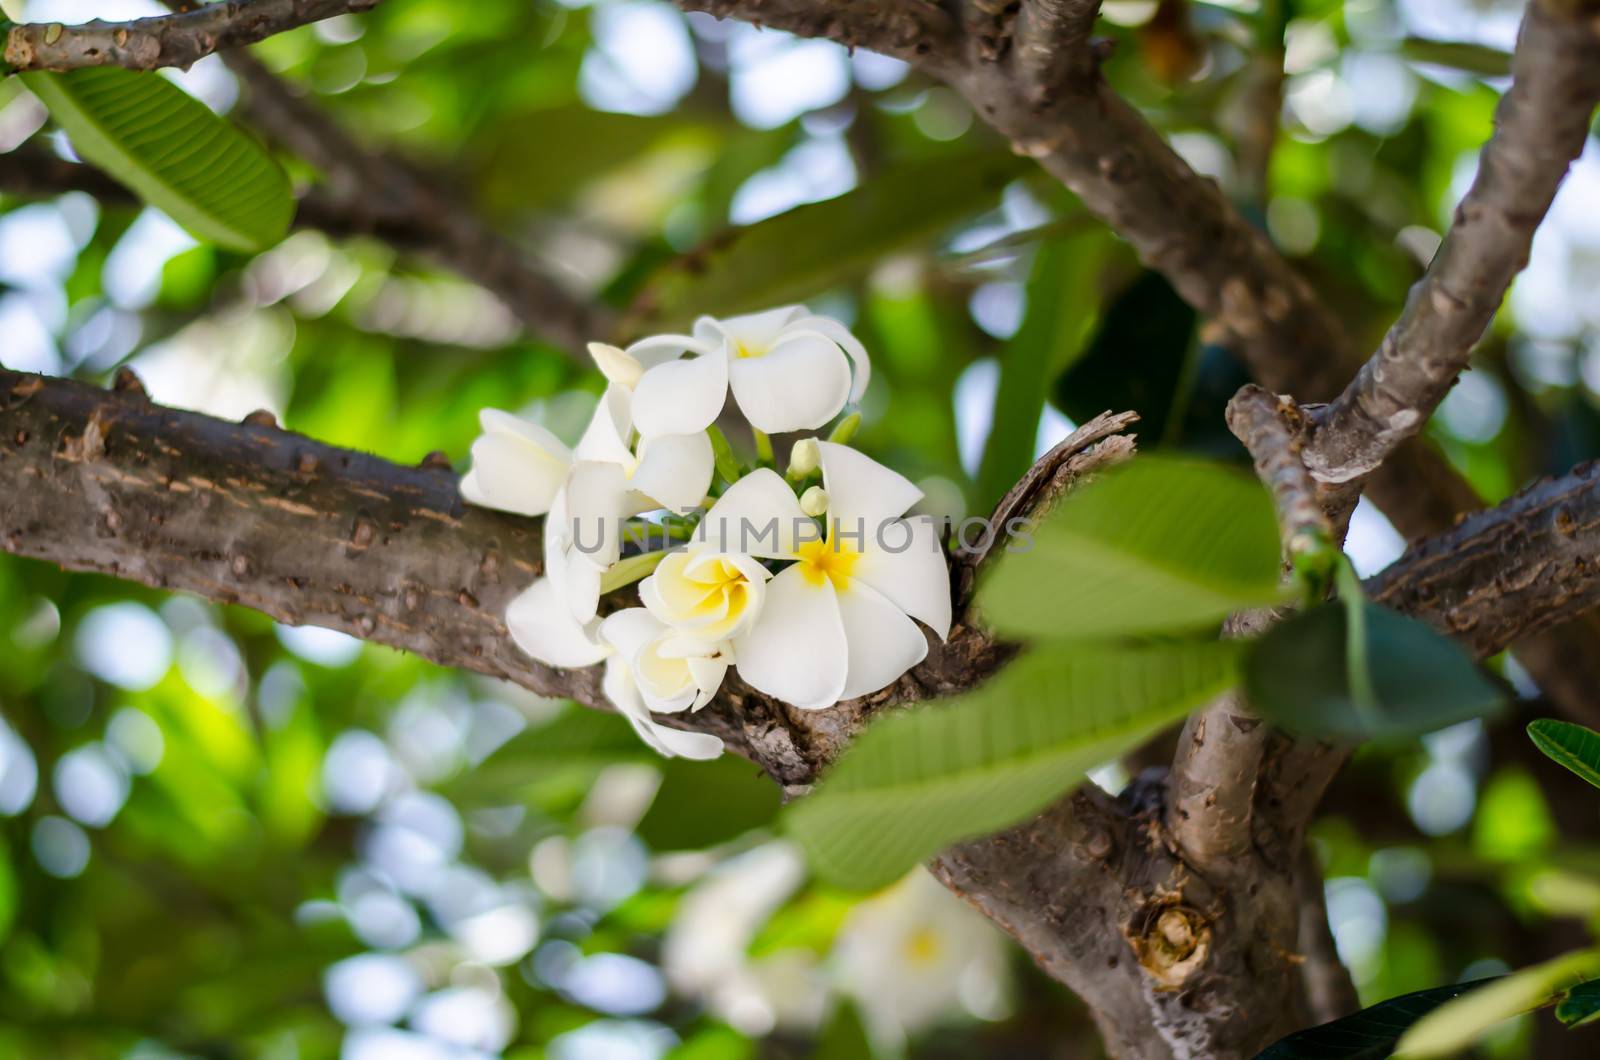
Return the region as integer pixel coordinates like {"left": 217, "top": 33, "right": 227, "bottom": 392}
{"left": 3, "top": 0, "right": 381, "bottom": 74}
{"left": 674, "top": 0, "right": 965, "bottom": 73}
{"left": 1012, "top": 0, "right": 1102, "bottom": 92}
{"left": 1225, "top": 384, "right": 1330, "bottom": 560}
{"left": 216, "top": 50, "right": 608, "bottom": 356}
{"left": 1305, "top": 0, "right": 1600, "bottom": 485}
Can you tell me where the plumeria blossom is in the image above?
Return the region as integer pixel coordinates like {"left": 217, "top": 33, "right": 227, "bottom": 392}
{"left": 458, "top": 409, "right": 572, "bottom": 517}
{"left": 630, "top": 306, "right": 871, "bottom": 437}
{"left": 556, "top": 384, "right": 714, "bottom": 622}
{"left": 505, "top": 489, "right": 607, "bottom": 668}
{"left": 599, "top": 609, "right": 726, "bottom": 760}
{"left": 464, "top": 309, "right": 955, "bottom": 760}
{"left": 640, "top": 550, "right": 772, "bottom": 642}
{"left": 695, "top": 444, "right": 951, "bottom": 710}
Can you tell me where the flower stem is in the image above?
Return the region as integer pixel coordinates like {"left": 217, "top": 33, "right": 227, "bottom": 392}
{"left": 752, "top": 428, "right": 774, "bottom": 466}
{"left": 601, "top": 549, "right": 671, "bottom": 593}
{"left": 705, "top": 425, "right": 743, "bottom": 486}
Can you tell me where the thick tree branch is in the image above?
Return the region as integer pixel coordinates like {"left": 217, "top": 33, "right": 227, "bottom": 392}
{"left": 1012, "top": 0, "right": 1102, "bottom": 91}
{"left": 1367, "top": 458, "right": 1600, "bottom": 657}
{"left": 3, "top": 0, "right": 380, "bottom": 74}
{"left": 1305, "top": 0, "right": 1600, "bottom": 485}
{"left": 674, "top": 0, "right": 965, "bottom": 73}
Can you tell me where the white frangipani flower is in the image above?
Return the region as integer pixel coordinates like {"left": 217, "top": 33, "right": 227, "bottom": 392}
{"left": 558, "top": 384, "right": 715, "bottom": 621}
{"left": 630, "top": 306, "right": 870, "bottom": 437}
{"left": 505, "top": 490, "right": 607, "bottom": 668}
{"left": 695, "top": 445, "right": 951, "bottom": 710}
{"left": 640, "top": 551, "right": 772, "bottom": 642}
{"left": 834, "top": 869, "right": 1010, "bottom": 1043}
{"left": 458, "top": 409, "right": 572, "bottom": 517}
{"left": 599, "top": 609, "right": 726, "bottom": 760}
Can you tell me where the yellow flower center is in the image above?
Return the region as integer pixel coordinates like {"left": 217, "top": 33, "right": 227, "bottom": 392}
{"left": 903, "top": 927, "right": 943, "bottom": 966}
{"left": 795, "top": 536, "right": 860, "bottom": 591}
{"left": 688, "top": 558, "right": 750, "bottom": 616}
{"left": 734, "top": 340, "right": 765, "bottom": 360}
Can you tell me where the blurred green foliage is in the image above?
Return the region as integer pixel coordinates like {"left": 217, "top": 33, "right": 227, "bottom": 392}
{"left": 1, "top": 0, "right": 1598, "bottom": 1056}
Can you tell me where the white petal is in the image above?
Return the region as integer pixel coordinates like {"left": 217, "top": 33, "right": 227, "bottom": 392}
{"left": 629, "top": 431, "right": 713, "bottom": 514}
{"left": 574, "top": 385, "right": 635, "bottom": 466}
{"left": 626, "top": 333, "right": 706, "bottom": 370}
{"left": 563, "top": 549, "right": 604, "bottom": 623}
{"left": 817, "top": 441, "right": 923, "bottom": 529}
{"left": 629, "top": 713, "right": 725, "bottom": 760}
{"left": 603, "top": 654, "right": 724, "bottom": 760}
{"left": 566, "top": 460, "right": 628, "bottom": 571}
{"left": 506, "top": 578, "right": 609, "bottom": 668}
{"left": 728, "top": 332, "right": 851, "bottom": 433}
{"left": 791, "top": 315, "right": 871, "bottom": 404}
{"left": 719, "top": 306, "right": 807, "bottom": 352}
{"left": 632, "top": 352, "right": 728, "bottom": 438}
{"left": 852, "top": 516, "right": 952, "bottom": 639}
{"left": 588, "top": 343, "right": 644, "bottom": 390}
{"left": 459, "top": 410, "right": 573, "bottom": 517}
{"left": 836, "top": 581, "right": 929, "bottom": 700}
{"left": 687, "top": 656, "right": 729, "bottom": 709}
{"left": 600, "top": 608, "right": 666, "bottom": 658}
{"left": 695, "top": 468, "right": 810, "bottom": 559}
{"left": 732, "top": 565, "right": 848, "bottom": 710}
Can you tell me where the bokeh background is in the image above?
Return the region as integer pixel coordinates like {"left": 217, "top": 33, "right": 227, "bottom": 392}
{"left": 2, "top": 0, "right": 1599, "bottom": 1056}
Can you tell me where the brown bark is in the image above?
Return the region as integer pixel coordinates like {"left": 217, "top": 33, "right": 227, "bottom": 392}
{"left": 7, "top": 367, "right": 1600, "bottom": 1058}
{"left": 4, "top": 0, "right": 382, "bottom": 74}
{"left": 1306, "top": 0, "right": 1600, "bottom": 485}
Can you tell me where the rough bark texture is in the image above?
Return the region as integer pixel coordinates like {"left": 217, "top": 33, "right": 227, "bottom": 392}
{"left": 8, "top": 368, "right": 1600, "bottom": 1059}
{"left": 0, "top": 368, "right": 1127, "bottom": 785}
{"left": 4, "top": 0, "right": 381, "bottom": 73}
{"left": 1305, "top": 0, "right": 1600, "bottom": 484}
{"left": 1368, "top": 460, "right": 1600, "bottom": 657}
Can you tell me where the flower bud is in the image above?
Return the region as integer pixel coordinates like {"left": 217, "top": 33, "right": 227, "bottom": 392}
{"left": 787, "top": 437, "right": 821, "bottom": 478}
{"left": 587, "top": 342, "right": 643, "bottom": 389}
{"left": 800, "top": 485, "right": 830, "bottom": 518}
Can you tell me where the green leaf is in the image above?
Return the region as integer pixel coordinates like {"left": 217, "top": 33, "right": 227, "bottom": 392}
{"left": 1395, "top": 949, "right": 1600, "bottom": 1057}
{"left": 815, "top": 1001, "right": 876, "bottom": 1060}
{"left": 1052, "top": 268, "right": 1198, "bottom": 446}
{"left": 1527, "top": 719, "right": 1600, "bottom": 791}
{"left": 635, "top": 755, "right": 781, "bottom": 851}
{"left": 472, "top": 104, "right": 707, "bottom": 214}
{"left": 24, "top": 67, "right": 292, "bottom": 251}
{"left": 785, "top": 640, "right": 1240, "bottom": 890}
{"left": 1244, "top": 601, "right": 1509, "bottom": 742}
{"left": 976, "top": 232, "right": 1108, "bottom": 509}
{"left": 630, "top": 150, "right": 1027, "bottom": 330}
{"left": 1254, "top": 979, "right": 1498, "bottom": 1059}
{"left": 978, "top": 456, "right": 1284, "bottom": 640}
{"left": 1556, "top": 979, "right": 1600, "bottom": 1028}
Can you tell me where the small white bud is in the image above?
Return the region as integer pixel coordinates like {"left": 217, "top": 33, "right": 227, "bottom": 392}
{"left": 788, "top": 437, "right": 821, "bottom": 478}
{"left": 800, "top": 485, "right": 829, "bottom": 518}
{"left": 587, "top": 342, "right": 643, "bottom": 389}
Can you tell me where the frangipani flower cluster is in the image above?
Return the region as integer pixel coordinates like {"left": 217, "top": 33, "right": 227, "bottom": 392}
{"left": 461, "top": 307, "right": 951, "bottom": 759}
